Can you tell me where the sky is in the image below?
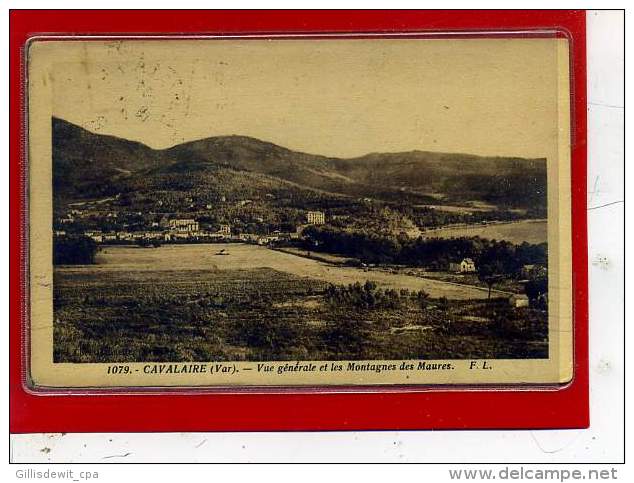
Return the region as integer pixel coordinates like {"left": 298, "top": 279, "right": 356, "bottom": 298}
{"left": 41, "top": 38, "right": 567, "bottom": 159}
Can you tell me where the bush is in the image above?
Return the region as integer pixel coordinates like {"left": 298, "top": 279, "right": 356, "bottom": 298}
{"left": 53, "top": 235, "right": 99, "bottom": 265}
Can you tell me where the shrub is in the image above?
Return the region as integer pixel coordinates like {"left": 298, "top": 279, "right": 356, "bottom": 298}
{"left": 53, "top": 235, "right": 99, "bottom": 265}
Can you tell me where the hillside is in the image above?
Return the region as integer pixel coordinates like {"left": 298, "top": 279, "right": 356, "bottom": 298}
{"left": 52, "top": 117, "right": 546, "bottom": 210}
{"left": 52, "top": 117, "right": 171, "bottom": 199}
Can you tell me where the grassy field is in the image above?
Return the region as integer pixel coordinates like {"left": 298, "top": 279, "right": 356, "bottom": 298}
{"left": 86, "top": 243, "right": 496, "bottom": 299}
{"left": 421, "top": 219, "right": 547, "bottom": 244}
{"left": 374, "top": 267, "right": 523, "bottom": 295}
{"left": 54, "top": 245, "right": 548, "bottom": 363}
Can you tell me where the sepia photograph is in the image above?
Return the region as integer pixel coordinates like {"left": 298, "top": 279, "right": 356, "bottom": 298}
{"left": 27, "top": 38, "right": 573, "bottom": 386}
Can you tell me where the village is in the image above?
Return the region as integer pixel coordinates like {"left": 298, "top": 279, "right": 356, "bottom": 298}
{"left": 55, "top": 207, "right": 327, "bottom": 246}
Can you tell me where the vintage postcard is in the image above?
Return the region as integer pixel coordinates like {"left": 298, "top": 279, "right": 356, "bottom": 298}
{"left": 27, "top": 37, "right": 572, "bottom": 388}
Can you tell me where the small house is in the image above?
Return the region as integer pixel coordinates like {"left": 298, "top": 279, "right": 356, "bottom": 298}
{"left": 509, "top": 294, "right": 530, "bottom": 308}
{"left": 449, "top": 258, "right": 476, "bottom": 273}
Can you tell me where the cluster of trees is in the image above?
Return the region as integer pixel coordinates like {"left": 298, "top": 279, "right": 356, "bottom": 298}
{"left": 524, "top": 278, "right": 548, "bottom": 309}
{"left": 303, "top": 226, "right": 547, "bottom": 278}
{"left": 324, "top": 281, "right": 430, "bottom": 310}
{"left": 53, "top": 236, "right": 99, "bottom": 265}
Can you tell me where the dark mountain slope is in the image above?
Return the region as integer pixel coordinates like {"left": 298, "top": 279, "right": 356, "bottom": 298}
{"left": 338, "top": 151, "right": 546, "bottom": 207}
{"left": 162, "top": 135, "right": 370, "bottom": 200}
{"left": 52, "top": 117, "right": 546, "bottom": 210}
{"left": 52, "top": 117, "right": 169, "bottom": 198}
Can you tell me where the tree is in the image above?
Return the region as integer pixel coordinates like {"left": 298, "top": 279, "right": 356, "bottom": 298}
{"left": 525, "top": 278, "right": 548, "bottom": 308}
{"left": 416, "top": 290, "right": 430, "bottom": 309}
{"left": 478, "top": 261, "right": 505, "bottom": 299}
{"left": 53, "top": 235, "right": 100, "bottom": 265}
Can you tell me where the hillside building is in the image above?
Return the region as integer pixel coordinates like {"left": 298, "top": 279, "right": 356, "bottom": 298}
{"left": 306, "top": 211, "right": 325, "bottom": 225}
{"left": 168, "top": 219, "right": 199, "bottom": 232}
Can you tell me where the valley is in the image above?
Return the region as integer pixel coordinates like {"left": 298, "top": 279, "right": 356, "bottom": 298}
{"left": 51, "top": 116, "right": 550, "bottom": 363}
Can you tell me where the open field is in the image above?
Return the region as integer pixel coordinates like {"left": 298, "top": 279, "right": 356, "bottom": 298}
{"left": 420, "top": 219, "right": 547, "bottom": 244}
{"left": 53, "top": 243, "right": 548, "bottom": 363}
{"left": 374, "top": 267, "right": 523, "bottom": 295}
{"left": 81, "top": 243, "right": 498, "bottom": 300}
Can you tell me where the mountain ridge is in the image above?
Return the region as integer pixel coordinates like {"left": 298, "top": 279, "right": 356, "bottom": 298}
{"left": 52, "top": 116, "right": 546, "bottom": 210}
{"left": 55, "top": 116, "right": 547, "bottom": 163}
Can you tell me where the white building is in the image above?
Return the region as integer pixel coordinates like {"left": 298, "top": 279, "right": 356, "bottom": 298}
{"left": 168, "top": 219, "right": 199, "bottom": 232}
{"left": 509, "top": 294, "right": 530, "bottom": 308}
{"left": 449, "top": 258, "right": 476, "bottom": 273}
{"left": 306, "top": 211, "right": 325, "bottom": 225}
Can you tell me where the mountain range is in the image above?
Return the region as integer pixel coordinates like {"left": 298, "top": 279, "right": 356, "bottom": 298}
{"left": 52, "top": 117, "right": 547, "bottom": 211}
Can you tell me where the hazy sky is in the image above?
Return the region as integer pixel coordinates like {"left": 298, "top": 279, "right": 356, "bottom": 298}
{"left": 45, "top": 38, "right": 567, "bottom": 158}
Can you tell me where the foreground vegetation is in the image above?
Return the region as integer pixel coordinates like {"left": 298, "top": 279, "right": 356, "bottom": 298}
{"left": 53, "top": 267, "right": 547, "bottom": 363}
